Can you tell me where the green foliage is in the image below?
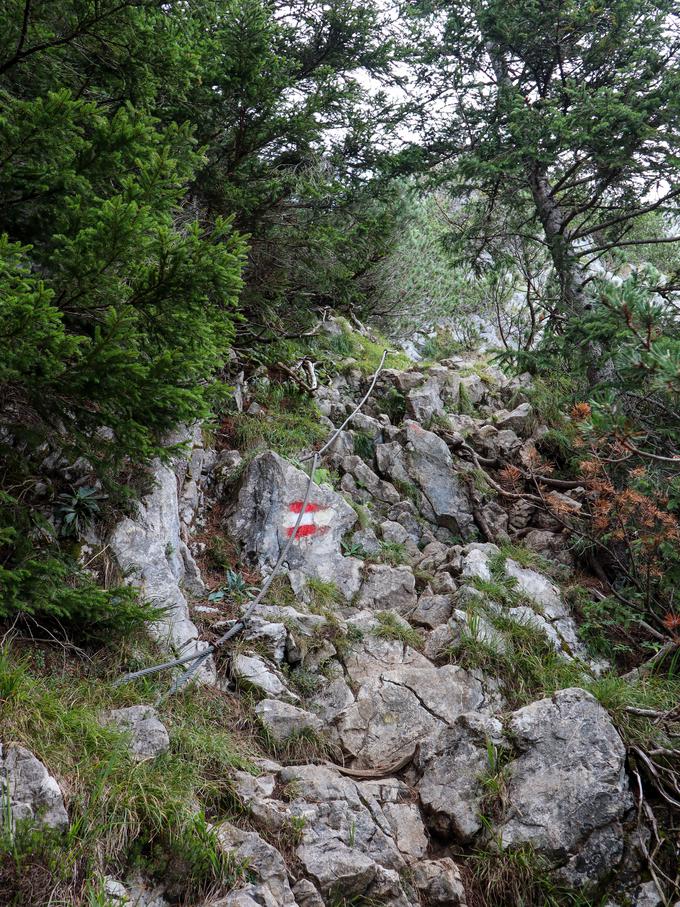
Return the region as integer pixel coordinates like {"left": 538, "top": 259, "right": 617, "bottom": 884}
{"left": 0, "top": 493, "right": 155, "bottom": 634}
{"left": 466, "top": 836, "right": 593, "bottom": 907}
{"left": 306, "top": 578, "right": 344, "bottom": 612}
{"left": 0, "top": 644, "right": 257, "bottom": 904}
{"left": 449, "top": 607, "right": 587, "bottom": 710}
{"left": 376, "top": 541, "right": 408, "bottom": 566}
{"left": 381, "top": 387, "right": 407, "bottom": 424}
{"left": 373, "top": 611, "right": 423, "bottom": 648}
{"left": 55, "top": 487, "right": 105, "bottom": 538}
{"left": 412, "top": 0, "right": 680, "bottom": 330}
{"left": 353, "top": 431, "right": 375, "bottom": 461}
{"left": 225, "top": 381, "right": 326, "bottom": 458}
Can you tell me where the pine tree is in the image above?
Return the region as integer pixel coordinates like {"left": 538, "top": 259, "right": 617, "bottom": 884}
{"left": 409, "top": 0, "right": 680, "bottom": 325}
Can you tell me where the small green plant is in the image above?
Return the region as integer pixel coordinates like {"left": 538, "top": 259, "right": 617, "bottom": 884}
{"left": 342, "top": 539, "right": 368, "bottom": 558}
{"left": 373, "top": 611, "right": 422, "bottom": 648}
{"left": 466, "top": 833, "right": 585, "bottom": 907}
{"left": 479, "top": 740, "right": 511, "bottom": 822}
{"left": 377, "top": 541, "right": 408, "bottom": 566}
{"left": 456, "top": 381, "right": 475, "bottom": 415}
{"left": 55, "top": 486, "right": 106, "bottom": 538}
{"left": 393, "top": 479, "right": 419, "bottom": 506}
{"left": 353, "top": 431, "right": 375, "bottom": 461}
{"left": 208, "top": 568, "right": 255, "bottom": 604}
{"left": 285, "top": 814, "right": 307, "bottom": 844}
{"left": 307, "top": 578, "right": 343, "bottom": 612}
{"left": 382, "top": 387, "right": 407, "bottom": 424}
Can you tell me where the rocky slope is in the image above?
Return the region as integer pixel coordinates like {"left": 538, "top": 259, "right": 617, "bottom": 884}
{"left": 5, "top": 324, "right": 676, "bottom": 906}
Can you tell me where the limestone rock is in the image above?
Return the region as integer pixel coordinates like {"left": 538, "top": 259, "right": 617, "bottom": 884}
{"left": 406, "top": 377, "right": 446, "bottom": 424}
{"left": 352, "top": 527, "right": 381, "bottom": 555}
{"left": 216, "top": 821, "right": 298, "bottom": 905}
{"left": 493, "top": 402, "right": 534, "bottom": 435}
{"left": 341, "top": 455, "right": 400, "bottom": 504}
{"left": 380, "top": 519, "right": 411, "bottom": 546}
{"left": 376, "top": 422, "right": 474, "bottom": 537}
{"left": 231, "top": 654, "right": 299, "bottom": 702}
{"left": 101, "top": 706, "right": 170, "bottom": 762}
{"left": 255, "top": 699, "right": 323, "bottom": 742}
{"left": 110, "top": 452, "right": 215, "bottom": 683}
{"left": 310, "top": 674, "right": 356, "bottom": 725}
{"left": 336, "top": 623, "right": 495, "bottom": 768}
{"left": 401, "top": 422, "right": 474, "bottom": 536}
{"left": 291, "top": 879, "right": 325, "bottom": 907}
{"left": 322, "top": 429, "right": 354, "bottom": 468}
{"left": 0, "top": 743, "right": 68, "bottom": 831}
{"left": 359, "top": 777, "right": 429, "bottom": 861}
{"left": 417, "top": 713, "right": 504, "bottom": 842}
{"left": 237, "top": 616, "right": 288, "bottom": 663}
{"left": 496, "top": 688, "right": 632, "bottom": 886}
{"left": 227, "top": 451, "right": 361, "bottom": 599}
{"left": 276, "top": 763, "right": 410, "bottom": 903}
{"left": 410, "top": 593, "right": 453, "bottom": 629}
{"left": 412, "top": 858, "right": 467, "bottom": 906}
{"left": 460, "top": 543, "right": 500, "bottom": 582}
{"left": 356, "top": 564, "right": 417, "bottom": 615}
{"left": 460, "top": 373, "right": 486, "bottom": 404}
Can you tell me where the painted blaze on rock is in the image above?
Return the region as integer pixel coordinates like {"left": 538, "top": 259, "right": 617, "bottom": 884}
{"left": 285, "top": 500, "right": 334, "bottom": 539}
{"left": 228, "top": 451, "right": 362, "bottom": 598}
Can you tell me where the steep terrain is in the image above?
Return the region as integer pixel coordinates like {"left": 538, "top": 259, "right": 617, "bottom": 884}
{"left": 2, "top": 318, "right": 678, "bottom": 907}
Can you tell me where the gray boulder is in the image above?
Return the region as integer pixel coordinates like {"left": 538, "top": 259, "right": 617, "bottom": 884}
{"left": 232, "top": 654, "right": 299, "bottom": 702}
{"left": 352, "top": 527, "right": 381, "bottom": 555}
{"left": 417, "top": 713, "right": 504, "bottom": 842}
{"left": 227, "top": 451, "right": 361, "bottom": 599}
{"left": 277, "top": 763, "right": 411, "bottom": 904}
{"left": 101, "top": 706, "right": 170, "bottom": 762}
{"left": 342, "top": 455, "right": 400, "bottom": 504}
{"left": 0, "top": 743, "right": 68, "bottom": 831}
{"left": 406, "top": 377, "right": 446, "bottom": 424}
{"left": 255, "top": 699, "right": 323, "bottom": 742}
{"left": 493, "top": 402, "right": 534, "bottom": 435}
{"left": 335, "top": 616, "right": 496, "bottom": 767}
{"left": 412, "top": 858, "right": 467, "bottom": 906}
{"left": 496, "top": 688, "right": 632, "bottom": 887}
{"left": 376, "top": 423, "right": 474, "bottom": 537}
{"left": 359, "top": 777, "right": 429, "bottom": 861}
{"left": 216, "top": 821, "right": 298, "bottom": 905}
{"left": 356, "top": 564, "right": 417, "bottom": 615}
{"left": 410, "top": 593, "right": 454, "bottom": 629}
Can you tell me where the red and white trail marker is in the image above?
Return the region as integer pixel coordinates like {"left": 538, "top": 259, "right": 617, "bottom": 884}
{"left": 285, "top": 501, "right": 333, "bottom": 539}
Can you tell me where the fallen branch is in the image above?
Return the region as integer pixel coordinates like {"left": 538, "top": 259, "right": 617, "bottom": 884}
{"left": 324, "top": 744, "right": 418, "bottom": 780}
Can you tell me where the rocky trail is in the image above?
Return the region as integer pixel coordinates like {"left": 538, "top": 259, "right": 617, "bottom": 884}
{"left": 5, "top": 322, "right": 676, "bottom": 907}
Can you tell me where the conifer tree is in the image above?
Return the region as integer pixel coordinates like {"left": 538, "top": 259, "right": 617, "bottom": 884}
{"left": 410, "top": 0, "right": 680, "bottom": 322}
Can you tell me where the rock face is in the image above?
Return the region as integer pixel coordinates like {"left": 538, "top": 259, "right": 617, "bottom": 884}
{"left": 232, "top": 653, "right": 299, "bottom": 702}
{"left": 231, "top": 761, "right": 416, "bottom": 905}
{"left": 376, "top": 421, "right": 474, "bottom": 537}
{"left": 417, "top": 713, "right": 504, "bottom": 842}
{"left": 227, "top": 451, "right": 361, "bottom": 598}
{"left": 0, "top": 743, "right": 68, "bottom": 831}
{"left": 496, "top": 688, "right": 632, "bottom": 886}
{"left": 98, "top": 350, "right": 643, "bottom": 905}
{"left": 101, "top": 706, "right": 170, "bottom": 762}
{"left": 110, "top": 433, "right": 215, "bottom": 683}
{"left": 356, "top": 564, "right": 417, "bottom": 614}
{"left": 324, "top": 612, "right": 497, "bottom": 768}
{"left": 217, "top": 821, "right": 299, "bottom": 905}
{"left": 255, "top": 699, "right": 323, "bottom": 742}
